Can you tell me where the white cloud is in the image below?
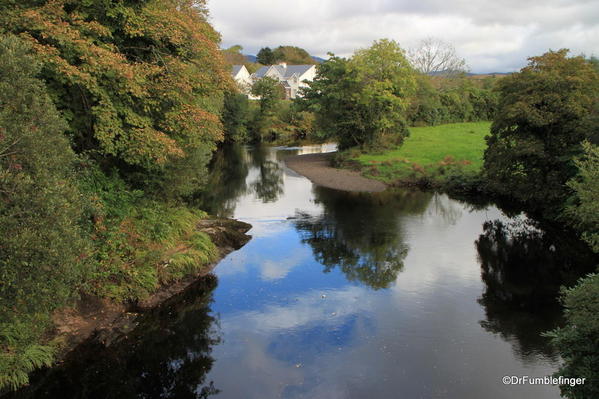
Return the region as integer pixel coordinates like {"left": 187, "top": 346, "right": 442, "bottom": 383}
{"left": 207, "top": 0, "right": 599, "bottom": 72}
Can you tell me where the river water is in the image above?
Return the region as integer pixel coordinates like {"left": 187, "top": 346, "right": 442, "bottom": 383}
{"left": 13, "top": 144, "right": 597, "bottom": 399}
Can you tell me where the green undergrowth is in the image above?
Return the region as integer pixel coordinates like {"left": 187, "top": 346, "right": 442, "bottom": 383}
{"left": 0, "top": 171, "right": 220, "bottom": 392}
{"left": 347, "top": 122, "right": 490, "bottom": 191}
{"left": 83, "top": 169, "right": 218, "bottom": 302}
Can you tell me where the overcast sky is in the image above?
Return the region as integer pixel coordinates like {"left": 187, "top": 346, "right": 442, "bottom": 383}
{"left": 208, "top": 0, "right": 599, "bottom": 73}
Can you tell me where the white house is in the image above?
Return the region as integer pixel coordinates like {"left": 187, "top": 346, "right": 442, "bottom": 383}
{"left": 231, "top": 64, "right": 254, "bottom": 95}
{"left": 252, "top": 62, "right": 317, "bottom": 99}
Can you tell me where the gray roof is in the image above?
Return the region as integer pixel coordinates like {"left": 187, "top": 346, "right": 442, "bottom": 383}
{"left": 253, "top": 64, "right": 314, "bottom": 79}
{"left": 282, "top": 65, "right": 313, "bottom": 79}
{"left": 253, "top": 65, "right": 272, "bottom": 78}
{"left": 231, "top": 65, "right": 245, "bottom": 76}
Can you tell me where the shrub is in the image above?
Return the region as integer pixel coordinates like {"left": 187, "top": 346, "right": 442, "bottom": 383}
{"left": 546, "top": 273, "right": 599, "bottom": 398}
{"left": 0, "top": 34, "right": 92, "bottom": 390}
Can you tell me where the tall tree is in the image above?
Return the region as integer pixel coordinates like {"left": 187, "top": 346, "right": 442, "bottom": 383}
{"left": 0, "top": 34, "right": 92, "bottom": 391}
{"left": 408, "top": 37, "right": 468, "bottom": 76}
{"left": 256, "top": 46, "right": 276, "bottom": 65}
{"left": 302, "top": 39, "right": 416, "bottom": 149}
{"left": 1, "top": 0, "right": 230, "bottom": 193}
{"left": 483, "top": 49, "right": 599, "bottom": 217}
{"left": 566, "top": 141, "right": 599, "bottom": 252}
{"left": 251, "top": 77, "right": 285, "bottom": 114}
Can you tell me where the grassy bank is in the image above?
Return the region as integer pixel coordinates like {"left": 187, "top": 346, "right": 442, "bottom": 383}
{"left": 348, "top": 122, "right": 490, "bottom": 190}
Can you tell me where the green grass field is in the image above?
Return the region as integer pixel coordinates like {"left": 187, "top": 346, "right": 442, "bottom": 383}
{"left": 354, "top": 121, "right": 491, "bottom": 184}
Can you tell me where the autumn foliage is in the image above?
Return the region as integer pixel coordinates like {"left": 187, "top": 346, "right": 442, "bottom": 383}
{"left": 2, "top": 0, "right": 231, "bottom": 170}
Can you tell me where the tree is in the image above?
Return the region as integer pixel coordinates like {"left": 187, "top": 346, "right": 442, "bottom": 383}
{"left": 408, "top": 37, "right": 468, "bottom": 76}
{"left": 2, "top": 0, "right": 229, "bottom": 192}
{"left": 566, "top": 141, "right": 599, "bottom": 252}
{"left": 251, "top": 77, "right": 285, "bottom": 114}
{"left": 272, "top": 46, "right": 316, "bottom": 65}
{"left": 547, "top": 273, "right": 599, "bottom": 399}
{"left": 222, "top": 92, "right": 250, "bottom": 143}
{"left": 302, "top": 39, "right": 416, "bottom": 150}
{"left": 222, "top": 44, "right": 246, "bottom": 65}
{"left": 249, "top": 77, "right": 285, "bottom": 142}
{"left": 0, "top": 34, "right": 92, "bottom": 391}
{"left": 483, "top": 49, "right": 599, "bottom": 217}
{"left": 256, "top": 47, "right": 276, "bottom": 65}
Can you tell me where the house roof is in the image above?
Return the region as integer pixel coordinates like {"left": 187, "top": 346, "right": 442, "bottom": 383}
{"left": 231, "top": 65, "right": 246, "bottom": 76}
{"left": 253, "top": 65, "right": 276, "bottom": 79}
{"left": 282, "top": 65, "right": 313, "bottom": 79}
{"left": 253, "top": 64, "right": 314, "bottom": 79}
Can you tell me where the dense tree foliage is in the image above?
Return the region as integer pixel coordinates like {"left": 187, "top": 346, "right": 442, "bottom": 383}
{"left": 222, "top": 92, "right": 250, "bottom": 143}
{"left": 0, "top": 35, "right": 91, "bottom": 391}
{"left": 272, "top": 46, "right": 316, "bottom": 65}
{"left": 0, "top": 0, "right": 232, "bottom": 390}
{"left": 249, "top": 77, "right": 285, "bottom": 141}
{"left": 566, "top": 142, "right": 599, "bottom": 252}
{"left": 251, "top": 77, "right": 285, "bottom": 115}
{"left": 256, "top": 46, "right": 276, "bottom": 65}
{"left": 302, "top": 39, "right": 416, "bottom": 150}
{"left": 407, "top": 75, "right": 498, "bottom": 126}
{"left": 483, "top": 49, "right": 599, "bottom": 217}
{"left": 1, "top": 0, "right": 230, "bottom": 190}
{"left": 547, "top": 273, "right": 599, "bottom": 399}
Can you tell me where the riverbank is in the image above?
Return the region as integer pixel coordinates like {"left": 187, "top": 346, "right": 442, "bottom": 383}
{"left": 345, "top": 122, "right": 490, "bottom": 192}
{"left": 285, "top": 153, "right": 387, "bottom": 192}
{"left": 51, "top": 218, "right": 251, "bottom": 358}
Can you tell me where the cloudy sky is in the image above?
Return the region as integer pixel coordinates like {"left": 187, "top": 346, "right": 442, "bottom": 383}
{"left": 208, "top": 0, "right": 599, "bottom": 73}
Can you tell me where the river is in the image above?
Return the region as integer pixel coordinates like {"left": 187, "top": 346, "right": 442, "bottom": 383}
{"left": 13, "top": 144, "right": 597, "bottom": 399}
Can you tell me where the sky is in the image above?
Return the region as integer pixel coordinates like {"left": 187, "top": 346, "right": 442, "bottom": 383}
{"left": 207, "top": 0, "right": 599, "bottom": 73}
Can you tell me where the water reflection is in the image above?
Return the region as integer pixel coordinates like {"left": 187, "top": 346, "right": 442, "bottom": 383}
{"left": 194, "top": 144, "right": 249, "bottom": 217}
{"left": 18, "top": 143, "right": 599, "bottom": 399}
{"left": 249, "top": 146, "right": 284, "bottom": 203}
{"left": 293, "top": 187, "right": 432, "bottom": 289}
{"left": 13, "top": 276, "right": 221, "bottom": 399}
{"left": 476, "top": 219, "right": 597, "bottom": 362}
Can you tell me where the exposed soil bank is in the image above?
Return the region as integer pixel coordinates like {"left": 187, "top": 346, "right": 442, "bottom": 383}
{"left": 51, "top": 218, "right": 252, "bottom": 353}
{"left": 285, "top": 152, "right": 387, "bottom": 193}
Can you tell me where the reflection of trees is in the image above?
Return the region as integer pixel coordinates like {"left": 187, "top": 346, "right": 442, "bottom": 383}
{"left": 294, "top": 187, "right": 432, "bottom": 289}
{"left": 15, "top": 276, "right": 221, "bottom": 399}
{"left": 248, "top": 146, "right": 284, "bottom": 203}
{"left": 476, "top": 219, "right": 597, "bottom": 362}
{"left": 194, "top": 144, "right": 249, "bottom": 217}
{"left": 427, "top": 193, "right": 463, "bottom": 225}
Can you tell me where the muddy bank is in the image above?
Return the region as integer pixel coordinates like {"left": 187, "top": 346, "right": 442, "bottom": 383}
{"left": 51, "top": 218, "right": 251, "bottom": 353}
{"left": 285, "top": 152, "right": 386, "bottom": 193}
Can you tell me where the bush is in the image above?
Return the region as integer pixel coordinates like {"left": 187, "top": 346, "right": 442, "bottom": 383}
{"left": 483, "top": 50, "right": 599, "bottom": 218}
{"left": 0, "top": 35, "right": 92, "bottom": 390}
{"left": 566, "top": 141, "right": 599, "bottom": 252}
{"left": 547, "top": 273, "right": 599, "bottom": 399}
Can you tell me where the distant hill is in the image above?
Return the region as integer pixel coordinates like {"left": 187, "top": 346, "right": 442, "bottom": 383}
{"left": 245, "top": 54, "right": 257, "bottom": 63}
{"left": 467, "top": 72, "right": 511, "bottom": 77}
{"left": 311, "top": 56, "right": 326, "bottom": 64}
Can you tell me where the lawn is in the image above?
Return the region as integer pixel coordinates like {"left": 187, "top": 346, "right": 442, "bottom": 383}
{"left": 354, "top": 122, "right": 491, "bottom": 184}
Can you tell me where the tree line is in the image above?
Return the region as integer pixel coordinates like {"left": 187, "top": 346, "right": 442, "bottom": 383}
{"left": 0, "top": 0, "right": 230, "bottom": 390}
{"left": 221, "top": 39, "right": 498, "bottom": 146}
{"left": 299, "top": 38, "right": 599, "bottom": 398}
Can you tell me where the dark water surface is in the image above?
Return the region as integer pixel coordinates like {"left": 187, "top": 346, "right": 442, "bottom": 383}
{"left": 13, "top": 145, "right": 597, "bottom": 399}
